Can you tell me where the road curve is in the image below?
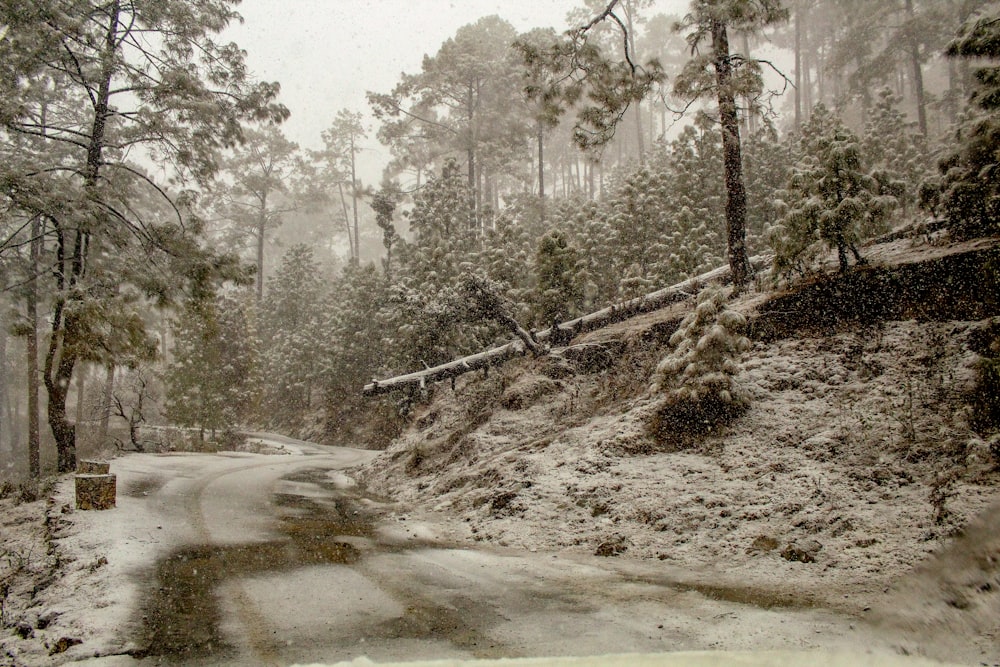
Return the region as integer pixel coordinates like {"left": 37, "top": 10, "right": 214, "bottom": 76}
{"left": 91, "top": 436, "right": 913, "bottom": 666}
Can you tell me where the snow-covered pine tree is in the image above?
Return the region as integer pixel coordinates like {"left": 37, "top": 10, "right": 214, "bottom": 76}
{"left": 862, "top": 88, "right": 928, "bottom": 217}
{"left": 533, "top": 230, "right": 584, "bottom": 327}
{"left": 769, "top": 104, "right": 897, "bottom": 278}
{"left": 165, "top": 293, "right": 260, "bottom": 441}
{"left": 649, "top": 285, "right": 751, "bottom": 445}
{"left": 924, "top": 10, "right": 1000, "bottom": 238}
{"left": 259, "top": 245, "right": 327, "bottom": 426}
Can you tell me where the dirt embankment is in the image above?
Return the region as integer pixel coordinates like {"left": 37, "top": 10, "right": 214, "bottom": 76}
{"left": 359, "top": 235, "right": 1000, "bottom": 662}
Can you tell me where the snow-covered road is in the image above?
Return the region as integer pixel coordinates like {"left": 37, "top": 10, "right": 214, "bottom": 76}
{"left": 44, "top": 436, "right": 921, "bottom": 666}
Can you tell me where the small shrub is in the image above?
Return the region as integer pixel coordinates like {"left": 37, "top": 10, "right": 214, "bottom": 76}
{"left": 16, "top": 482, "right": 39, "bottom": 505}
{"left": 217, "top": 430, "right": 247, "bottom": 451}
{"left": 649, "top": 285, "right": 750, "bottom": 446}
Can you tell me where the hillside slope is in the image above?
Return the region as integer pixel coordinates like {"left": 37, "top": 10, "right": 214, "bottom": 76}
{"left": 358, "top": 234, "right": 1000, "bottom": 662}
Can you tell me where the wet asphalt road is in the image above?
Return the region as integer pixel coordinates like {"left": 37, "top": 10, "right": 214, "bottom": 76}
{"left": 115, "top": 437, "right": 899, "bottom": 666}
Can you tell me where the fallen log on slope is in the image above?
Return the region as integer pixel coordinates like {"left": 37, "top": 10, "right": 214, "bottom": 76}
{"left": 362, "top": 255, "right": 771, "bottom": 397}
{"left": 363, "top": 339, "right": 530, "bottom": 396}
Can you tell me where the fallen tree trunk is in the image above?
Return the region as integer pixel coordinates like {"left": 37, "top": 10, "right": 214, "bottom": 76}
{"left": 363, "top": 255, "right": 771, "bottom": 397}
{"left": 363, "top": 339, "right": 531, "bottom": 396}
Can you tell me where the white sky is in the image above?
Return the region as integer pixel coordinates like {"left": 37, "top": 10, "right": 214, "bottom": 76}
{"left": 225, "top": 0, "right": 689, "bottom": 183}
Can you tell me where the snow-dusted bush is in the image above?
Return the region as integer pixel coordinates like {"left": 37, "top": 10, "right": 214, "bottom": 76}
{"left": 649, "top": 285, "right": 751, "bottom": 444}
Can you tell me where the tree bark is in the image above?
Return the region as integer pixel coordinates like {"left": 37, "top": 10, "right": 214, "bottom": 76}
{"left": 27, "top": 216, "right": 41, "bottom": 479}
{"left": 467, "top": 81, "right": 478, "bottom": 232}
{"left": 44, "top": 297, "right": 78, "bottom": 473}
{"left": 537, "top": 121, "right": 545, "bottom": 221}
{"left": 76, "top": 365, "right": 86, "bottom": 434}
{"left": 711, "top": 18, "right": 753, "bottom": 289}
{"left": 100, "top": 363, "right": 114, "bottom": 440}
{"left": 349, "top": 133, "right": 360, "bottom": 262}
{"left": 794, "top": 1, "right": 802, "bottom": 129}
{"left": 0, "top": 316, "right": 8, "bottom": 464}
{"left": 336, "top": 181, "right": 355, "bottom": 261}
{"left": 741, "top": 32, "right": 756, "bottom": 136}
{"left": 625, "top": 3, "right": 645, "bottom": 165}
{"left": 903, "top": 0, "right": 928, "bottom": 137}
{"left": 256, "top": 192, "right": 267, "bottom": 300}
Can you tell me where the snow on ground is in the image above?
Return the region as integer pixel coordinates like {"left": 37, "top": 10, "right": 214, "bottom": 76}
{"left": 359, "top": 302, "right": 1000, "bottom": 663}
{"left": 0, "top": 437, "right": 329, "bottom": 666}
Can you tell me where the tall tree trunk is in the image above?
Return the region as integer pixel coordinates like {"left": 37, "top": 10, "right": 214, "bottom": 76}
{"left": 466, "top": 81, "right": 478, "bottom": 232}
{"left": 27, "top": 217, "right": 41, "bottom": 479}
{"left": 537, "top": 121, "right": 545, "bottom": 221}
{"left": 476, "top": 162, "right": 484, "bottom": 235}
{"left": 45, "top": 293, "right": 78, "bottom": 474}
{"left": 816, "top": 43, "right": 826, "bottom": 105}
{"left": 76, "top": 366, "right": 86, "bottom": 438}
{"left": 903, "top": 0, "right": 928, "bottom": 137}
{"left": 741, "top": 32, "right": 756, "bottom": 136}
{"left": 0, "top": 316, "right": 8, "bottom": 466}
{"left": 633, "top": 101, "right": 645, "bottom": 165}
{"left": 336, "top": 181, "right": 355, "bottom": 261}
{"left": 349, "top": 134, "right": 360, "bottom": 262}
{"left": 467, "top": 146, "right": 477, "bottom": 230}
{"left": 256, "top": 195, "right": 266, "bottom": 299}
{"left": 711, "top": 18, "right": 753, "bottom": 289}
{"left": 803, "top": 46, "right": 813, "bottom": 114}
{"left": 45, "top": 1, "right": 120, "bottom": 473}
{"left": 794, "top": 1, "right": 802, "bottom": 129}
{"left": 625, "top": 3, "right": 645, "bottom": 165}
{"left": 100, "top": 363, "right": 114, "bottom": 441}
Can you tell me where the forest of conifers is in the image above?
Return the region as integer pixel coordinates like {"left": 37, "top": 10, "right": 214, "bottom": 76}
{"left": 0, "top": 0, "right": 998, "bottom": 477}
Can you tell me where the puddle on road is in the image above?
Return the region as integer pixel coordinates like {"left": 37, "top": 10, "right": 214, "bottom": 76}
{"left": 621, "top": 572, "right": 817, "bottom": 611}
{"left": 123, "top": 476, "right": 168, "bottom": 498}
{"left": 133, "top": 469, "right": 369, "bottom": 662}
{"left": 673, "top": 580, "right": 817, "bottom": 610}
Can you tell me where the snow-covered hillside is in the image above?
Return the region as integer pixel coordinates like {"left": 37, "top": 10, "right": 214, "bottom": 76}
{"left": 359, "top": 235, "right": 1000, "bottom": 662}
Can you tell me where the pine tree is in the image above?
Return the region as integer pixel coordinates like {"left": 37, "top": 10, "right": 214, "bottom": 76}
{"left": 769, "top": 105, "right": 896, "bottom": 277}
{"left": 534, "top": 230, "right": 585, "bottom": 326}
{"left": 674, "top": 0, "right": 790, "bottom": 288}
{"left": 259, "top": 245, "right": 327, "bottom": 426}
{"left": 165, "top": 293, "right": 259, "bottom": 439}
{"left": 925, "top": 11, "right": 1000, "bottom": 237}
{"left": 322, "top": 262, "right": 390, "bottom": 440}
{"left": 649, "top": 285, "right": 751, "bottom": 444}
{"left": 862, "top": 88, "right": 928, "bottom": 217}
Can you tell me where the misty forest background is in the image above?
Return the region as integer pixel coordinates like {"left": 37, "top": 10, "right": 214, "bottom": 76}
{"left": 1, "top": 0, "right": 999, "bottom": 479}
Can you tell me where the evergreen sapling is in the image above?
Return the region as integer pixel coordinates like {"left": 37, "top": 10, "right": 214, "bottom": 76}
{"left": 648, "top": 285, "right": 751, "bottom": 446}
